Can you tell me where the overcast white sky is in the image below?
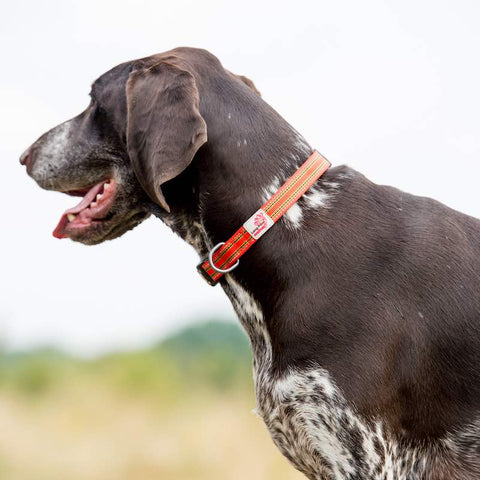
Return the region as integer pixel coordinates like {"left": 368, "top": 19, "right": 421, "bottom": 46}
{"left": 1, "top": 0, "right": 480, "bottom": 356}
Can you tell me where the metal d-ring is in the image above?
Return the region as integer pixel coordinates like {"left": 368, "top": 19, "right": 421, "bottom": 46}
{"left": 208, "top": 242, "right": 240, "bottom": 274}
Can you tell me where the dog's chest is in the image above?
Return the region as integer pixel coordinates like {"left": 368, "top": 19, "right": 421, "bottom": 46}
{"left": 223, "top": 276, "right": 423, "bottom": 480}
{"left": 256, "top": 370, "right": 400, "bottom": 480}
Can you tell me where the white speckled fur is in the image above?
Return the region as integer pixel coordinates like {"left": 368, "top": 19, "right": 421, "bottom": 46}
{"left": 219, "top": 278, "right": 453, "bottom": 480}
{"left": 284, "top": 203, "right": 303, "bottom": 228}
{"left": 30, "top": 120, "right": 73, "bottom": 186}
{"left": 40, "top": 120, "right": 72, "bottom": 159}
{"left": 304, "top": 188, "right": 331, "bottom": 209}
{"left": 164, "top": 214, "right": 211, "bottom": 258}
{"left": 224, "top": 276, "right": 272, "bottom": 376}
{"left": 263, "top": 177, "right": 281, "bottom": 201}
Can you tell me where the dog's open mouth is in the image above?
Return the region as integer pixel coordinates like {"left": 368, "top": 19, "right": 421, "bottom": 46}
{"left": 53, "top": 179, "right": 117, "bottom": 239}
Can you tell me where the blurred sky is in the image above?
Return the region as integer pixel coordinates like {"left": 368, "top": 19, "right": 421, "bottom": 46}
{"left": 1, "top": 0, "right": 480, "bottom": 356}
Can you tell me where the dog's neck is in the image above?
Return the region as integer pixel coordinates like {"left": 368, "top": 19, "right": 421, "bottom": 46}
{"left": 157, "top": 78, "right": 315, "bottom": 254}
{"left": 194, "top": 79, "right": 314, "bottom": 245}
{"left": 153, "top": 80, "right": 342, "bottom": 349}
{"left": 156, "top": 134, "right": 312, "bottom": 250}
{"left": 158, "top": 135, "right": 313, "bottom": 261}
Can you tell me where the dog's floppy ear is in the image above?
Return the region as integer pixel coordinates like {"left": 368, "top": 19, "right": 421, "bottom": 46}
{"left": 126, "top": 61, "right": 207, "bottom": 212}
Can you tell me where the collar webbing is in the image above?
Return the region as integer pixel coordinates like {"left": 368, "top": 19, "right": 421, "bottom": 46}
{"left": 197, "top": 150, "right": 331, "bottom": 286}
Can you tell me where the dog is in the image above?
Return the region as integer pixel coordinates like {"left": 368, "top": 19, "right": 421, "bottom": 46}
{"left": 20, "top": 47, "right": 480, "bottom": 479}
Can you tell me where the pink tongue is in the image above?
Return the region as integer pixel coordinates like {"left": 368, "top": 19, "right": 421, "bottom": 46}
{"left": 52, "top": 182, "right": 104, "bottom": 239}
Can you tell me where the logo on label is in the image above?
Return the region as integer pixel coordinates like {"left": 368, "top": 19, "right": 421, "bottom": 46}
{"left": 244, "top": 209, "right": 274, "bottom": 240}
{"left": 253, "top": 211, "right": 268, "bottom": 236}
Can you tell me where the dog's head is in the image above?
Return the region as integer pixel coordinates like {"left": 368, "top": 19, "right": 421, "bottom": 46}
{"left": 20, "top": 48, "right": 259, "bottom": 245}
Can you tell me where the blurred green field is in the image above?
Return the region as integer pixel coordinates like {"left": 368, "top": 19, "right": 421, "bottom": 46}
{"left": 0, "top": 321, "right": 303, "bottom": 480}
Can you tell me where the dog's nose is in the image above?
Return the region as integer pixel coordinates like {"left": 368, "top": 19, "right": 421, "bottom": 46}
{"left": 20, "top": 147, "right": 32, "bottom": 167}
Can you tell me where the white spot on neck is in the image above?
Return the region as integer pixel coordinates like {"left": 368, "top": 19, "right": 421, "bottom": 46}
{"left": 304, "top": 188, "right": 330, "bottom": 208}
{"left": 262, "top": 177, "right": 281, "bottom": 202}
{"left": 283, "top": 202, "right": 303, "bottom": 228}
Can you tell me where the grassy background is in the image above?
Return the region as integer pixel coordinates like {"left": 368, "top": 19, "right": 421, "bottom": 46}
{"left": 0, "top": 321, "right": 303, "bottom": 480}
